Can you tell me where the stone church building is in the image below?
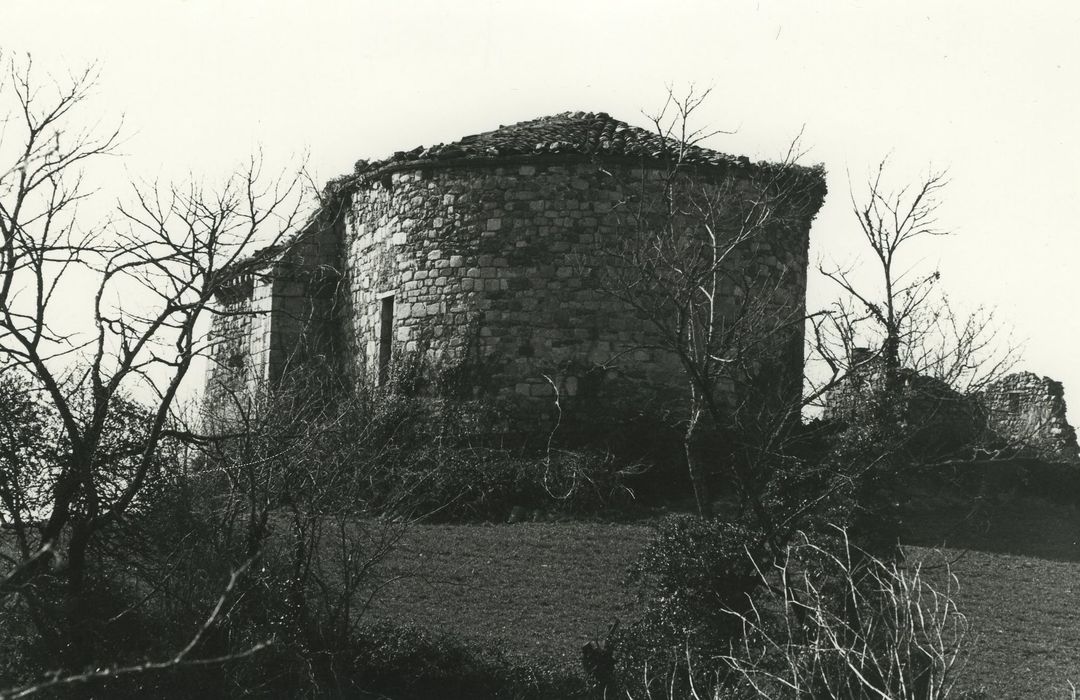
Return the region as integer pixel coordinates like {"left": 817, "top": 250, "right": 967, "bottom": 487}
{"left": 203, "top": 112, "right": 827, "bottom": 428}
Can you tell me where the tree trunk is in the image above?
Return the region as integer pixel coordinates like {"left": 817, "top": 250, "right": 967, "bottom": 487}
{"left": 59, "top": 521, "right": 95, "bottom": 668}
{"left": 684, "top": 403, "right": 713, "bottom": 518}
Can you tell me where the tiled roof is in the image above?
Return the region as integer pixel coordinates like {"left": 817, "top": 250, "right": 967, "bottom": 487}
{"left": 353, "top": 111, "right": 751, "bottom": 175}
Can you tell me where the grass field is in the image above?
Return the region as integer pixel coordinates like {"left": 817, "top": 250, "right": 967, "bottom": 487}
{"left": 366, "top": 522, "right": 652, "bottom": 675}
{"left": 904, "top": 495, "right": 1080, "bottom": 698}
{"left": 365, "top": 497, "right": 1080, "bottom": 698}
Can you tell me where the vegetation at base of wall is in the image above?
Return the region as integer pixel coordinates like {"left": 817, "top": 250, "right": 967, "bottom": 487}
{"left": 362, "top": 442, "right": 647, "bottom": 522}
{"left": 350, "top": 324, "right": 696, "bottom": 521}
{"left": 326, "top": 385, "right": 663, "bottom": 522}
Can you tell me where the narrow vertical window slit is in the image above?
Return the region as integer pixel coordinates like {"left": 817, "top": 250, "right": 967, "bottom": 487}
{"left": 379, "top": 295, "right": 394, "bottom": 386}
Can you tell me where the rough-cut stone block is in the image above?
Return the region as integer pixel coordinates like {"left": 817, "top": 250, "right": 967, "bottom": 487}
{"left": 207, "top": 115, "right": 825, "bottom": 435}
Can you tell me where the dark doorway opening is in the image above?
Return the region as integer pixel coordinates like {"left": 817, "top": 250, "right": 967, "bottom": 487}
{"left": 379, "top": 295, "right": 394, "bottom": 387}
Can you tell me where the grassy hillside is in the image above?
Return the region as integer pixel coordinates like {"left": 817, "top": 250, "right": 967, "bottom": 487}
{"left": 366, "top": 522, "right": 652, "bottom": 675}
{"left": 904, "top": 494, "right": 1080, "bottom": 698}
{"left": 363, "top": 496, "right": 1080, "bottom": 697}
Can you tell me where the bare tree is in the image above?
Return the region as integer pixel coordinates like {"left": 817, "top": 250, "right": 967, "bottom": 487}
{"left": 593, "top": 94, "right": 1011, "bottom": 554}
{"left": 187, "top": 368, "right": 411, "bottom": 694}
{"left": 0, "top": 558, "right": 268, "bottom": 699}
{"left": 0, "top": 53, "right": 310, "bottom": 667}
{"left": 815, "top": 159, "right": 1017, "bottom": 401}
{"left": 595, "top": 88, "right": 826, "bottom": 539}
{"left": 786, "top": 159, "right": 1035, "bottom": 570}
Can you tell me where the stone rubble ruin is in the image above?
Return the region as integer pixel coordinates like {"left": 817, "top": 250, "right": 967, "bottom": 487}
{"left": 978, "top": 372, "right": 1080, "bottom": 463}
{"left": 824, "top": 349, "right": 1079, "bottom": 465}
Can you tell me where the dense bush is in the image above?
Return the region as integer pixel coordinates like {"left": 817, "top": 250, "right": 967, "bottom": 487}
{"left": 614, "top": 521, "right": 973, "bottom": 700}
{"left": 615, "top": 515, "right": 765, "bottom": 697}
{"left": 349, "top": 623, "right": 586, "bottom": 699}
{"left": 794, "top": 413, "right": 909, "bottom": 557}
{"left": 341, "top": 390, "right": 643, "bottom": 522}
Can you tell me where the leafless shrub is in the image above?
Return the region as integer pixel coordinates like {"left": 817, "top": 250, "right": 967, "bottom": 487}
{"left": 622, "top": 528, "right": 970, "bottom": 700}
{"left": 0, "top": 51, "right": 315, "bottom": 693}
{"left": 718, "top": 529, "right": 970, "bottom": 700}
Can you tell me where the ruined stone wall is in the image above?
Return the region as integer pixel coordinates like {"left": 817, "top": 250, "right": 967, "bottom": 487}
{"left": 824, "top": 366, "right": 1080, "bottom": 465}
{"left": 342, "top": 156, "right": 817, "bottom": 423}
{"left": 262, "top": 209, "right": 346, "bottom": 384}
{"left": 822, "top": 363, "right": 984, "bottom": 461}
{"left": 203, "top": 207, "right": 345, "bottom": 428}
{"left": 979, "top": 372, "right": 1080, "bottom": 462}
{"left": 203, "top": 273, "right": 276, "bottom": 425}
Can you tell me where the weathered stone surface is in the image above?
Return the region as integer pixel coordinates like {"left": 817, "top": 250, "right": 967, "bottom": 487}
{"left": 343, "top": 158, "right": 820, "bottom": 422}
{"left": 824, "top": 359, "right": 1080, "bottom": 465}
{"left": 979, "top": 372, "right": 1080, "bottom": 462}
{"left": 203, "top": 205, "right": 345, "bottom": 426}
{"left": 204, "top": 111, "right": 826, "bottom": 431}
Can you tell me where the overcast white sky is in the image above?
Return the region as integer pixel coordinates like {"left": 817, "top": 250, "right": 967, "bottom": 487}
{"left": 5, "top": 1, "right": 1080, "bottom": 419}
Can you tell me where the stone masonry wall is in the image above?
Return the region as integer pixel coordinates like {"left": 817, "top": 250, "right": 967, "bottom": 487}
{"left": 204, "top": 273, "right": 275, "bottom": 425}
{"left": 262, "top": 207, "right": 346, "bottom": 384}
{"left": 979, "top": 372, "right": 1080, "bottom": 462}
{"left": 342, "top": 157, "right": 816, "bottom": 423}
{"left": 203, "top": 206, "right": 345, "bottom": 429}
